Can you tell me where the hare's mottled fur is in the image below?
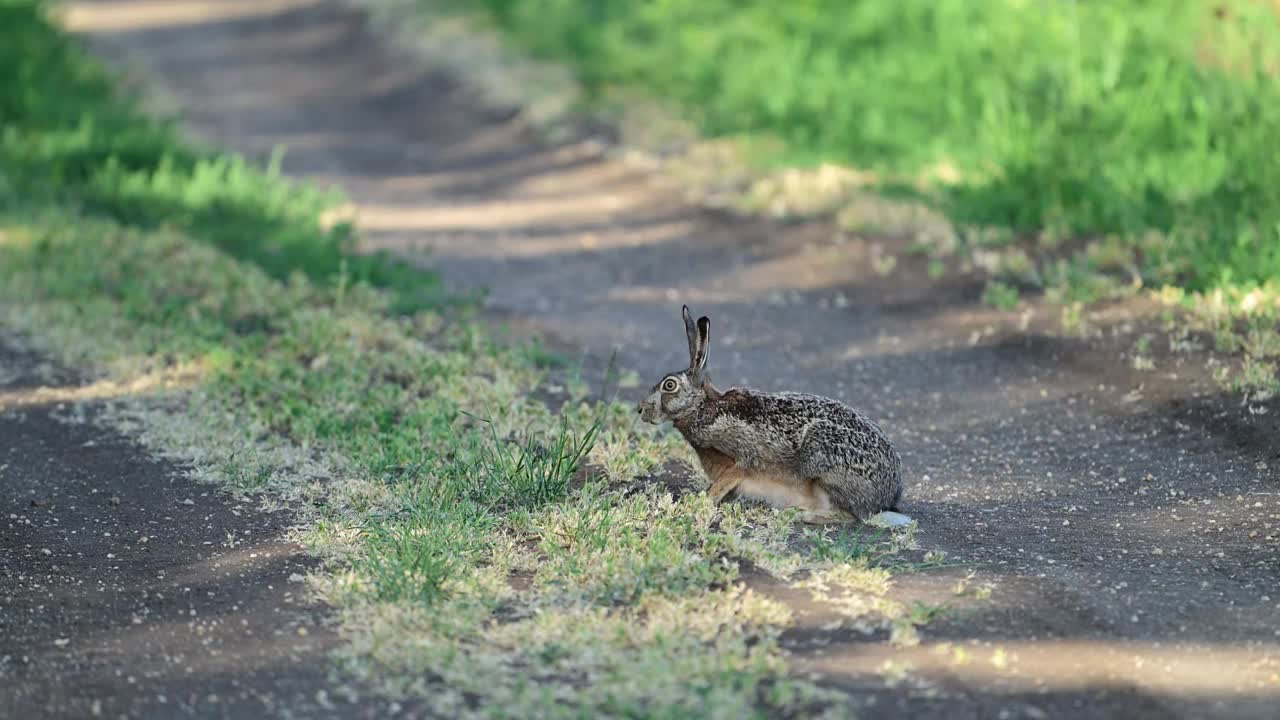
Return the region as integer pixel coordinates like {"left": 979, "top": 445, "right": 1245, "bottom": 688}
{"left": 638, "top": 306, "right": 902, "bottom": 523}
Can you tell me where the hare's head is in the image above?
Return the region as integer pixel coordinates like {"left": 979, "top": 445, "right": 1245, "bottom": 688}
{"left": 638, "top": 305, "right": 715, "bottom": 424}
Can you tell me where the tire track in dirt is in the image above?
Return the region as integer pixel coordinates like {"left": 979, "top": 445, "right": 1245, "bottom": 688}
{"left": 65, "top": 1, "right": 1280, "bottom": 717}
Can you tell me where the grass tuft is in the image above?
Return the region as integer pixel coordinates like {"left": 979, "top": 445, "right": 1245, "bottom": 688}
{"left": 468, "top": 412, "right": 600, "bottom": 511}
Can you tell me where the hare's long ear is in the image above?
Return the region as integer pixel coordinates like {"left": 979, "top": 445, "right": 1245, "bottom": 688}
{"left": 693, "top": 316, "right": 710, "bottom": 370}
{"left": 682, "top": 305, "right": 700, "bottom": 367}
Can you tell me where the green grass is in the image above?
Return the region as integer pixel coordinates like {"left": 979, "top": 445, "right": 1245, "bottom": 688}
{"left": 0, "top": 0, "right": 436, "bottom": 311}
{"left": 981, "top": 281, "right": 1021, "bottom": 311}
{"left": 0, "top": 1, "right": 933, "bottom": 715}
{"left": 452, "top": 0, "right": 1280, "bottom": 292}
{"left": 1159, "top": 284, "right": 1280, "bottom": 397}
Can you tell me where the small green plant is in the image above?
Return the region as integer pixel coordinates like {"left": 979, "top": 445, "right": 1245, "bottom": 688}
{"left": 981, "top": 281, "right": 1019, "bottom": 311}
{"left": 907, "top": 601, "right": 948, "bottom": 625}
{"left": 803, "top": 525, "right": 890, "bottom": 565}
{"left": 1228, "top": 358, "right": 1279, "bottom": 395}
{"left": 469, "top": 412, "right": 599, "bottom": 511}
{"left": 362, "top": 520, "right": 463, "bottom": 604}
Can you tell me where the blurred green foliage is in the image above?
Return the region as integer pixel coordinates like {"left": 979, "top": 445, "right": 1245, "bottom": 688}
{"left": 0, "top": 0, "right": 437, "bottom": 311}
{"left": 465, "top": 0, "right": 1280, "bottom": 289}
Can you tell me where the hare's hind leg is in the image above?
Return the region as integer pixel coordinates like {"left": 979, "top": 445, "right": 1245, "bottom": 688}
{"left": 797, "top": 481, "right": 854, "bottom": 524}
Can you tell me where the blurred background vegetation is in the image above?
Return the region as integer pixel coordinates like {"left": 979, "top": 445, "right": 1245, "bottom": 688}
{"left": 453, "top": 0, "right": 1280, "bottom": 292}
{"left": 4, "top": 0, "right": 1279, "bottom": 331}
{"left": 0, "top": 0, "right": 435, "bottom": 311}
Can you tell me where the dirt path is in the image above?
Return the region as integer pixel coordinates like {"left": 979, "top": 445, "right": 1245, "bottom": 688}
{"left": 64, "top": 0, "right": 1280, "bottom": 717}
{"left": 0, "top": 337, "right": 402, "bottom": 719}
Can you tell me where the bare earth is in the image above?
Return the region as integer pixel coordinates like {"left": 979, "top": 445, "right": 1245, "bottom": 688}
{"left": 0, "top": 339, "right": 400, "bottom": 719}
{"left": 33, "top": 0, "right": 1280, "bottom": 717}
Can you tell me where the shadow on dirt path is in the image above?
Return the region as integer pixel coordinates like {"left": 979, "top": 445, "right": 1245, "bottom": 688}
{"left": 0, "top": 337, "right": 393, "bottom": 719}
{"left": 64, "top": 0, "right": 1280, "bottom": 717}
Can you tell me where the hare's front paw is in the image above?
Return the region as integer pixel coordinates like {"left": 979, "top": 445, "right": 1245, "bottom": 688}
{"left": 707, "top": 471, "right": 745, "bottom": 505}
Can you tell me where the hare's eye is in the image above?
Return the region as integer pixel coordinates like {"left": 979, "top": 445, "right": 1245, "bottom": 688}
{"left": 661, "top": 377, "right": 679, "bottom": 393}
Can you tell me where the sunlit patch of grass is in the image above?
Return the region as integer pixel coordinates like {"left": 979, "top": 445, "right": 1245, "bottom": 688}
{"left": 796, "top": 559, "right": 945, "bottom": 648}
{"left": 584, "top": 406, "right": 688, "bottom": 483}
{"left": 333, "top": 582, "right": 851, "bottom": 719}
{"left": 1157, "top": 284, "right": 1280, "bottom": 398}
{"left": 521, "top": 482, "right": 731, "bottom": 605}
{"left": 1220, "top": 357, "right": 1279, "bottom": 397}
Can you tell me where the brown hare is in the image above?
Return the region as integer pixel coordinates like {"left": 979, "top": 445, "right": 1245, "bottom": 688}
{"left": 638, "top": 306, "right": 909, "bottom": 526}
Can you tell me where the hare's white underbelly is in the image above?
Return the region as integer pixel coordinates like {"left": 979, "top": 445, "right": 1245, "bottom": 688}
{"left": 737, "top": 467, "right": 835, "bottom": 511}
